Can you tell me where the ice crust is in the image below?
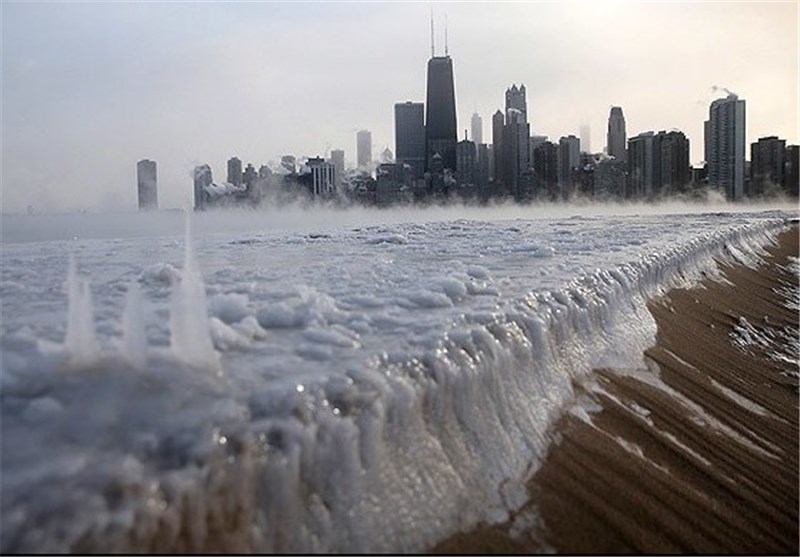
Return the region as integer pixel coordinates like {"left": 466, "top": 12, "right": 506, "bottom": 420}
{"left": 0, "top": 210, "right": 793, "bottom": 553}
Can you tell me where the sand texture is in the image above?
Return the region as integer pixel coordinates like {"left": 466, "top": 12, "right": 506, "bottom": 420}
{"left": 434, "top": 226, "right": 799, "bottom": 554}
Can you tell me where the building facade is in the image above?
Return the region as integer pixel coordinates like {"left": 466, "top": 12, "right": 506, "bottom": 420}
{"left": 471, "top": 112, "right": 483, "bottom": 146}
{"left": 329, "top": 149, "right": 345, "bottom": 189}
{"left": 607, "top": 106, "right": 627, "bottom": 162}
{"left": 193, "top": 164, "right": 212, "bottom": 211}
{"left": 395, "top": 102, "right": 426, "bottom": 178}
{"left": 424, "top": 56, "right": 458, "bottom": 171}
{"left": 357, "top": 130, "right": 372, "bottom": 170}
{"left": 705, "top": 93, "right": 746, "bottom": 200}
{"left": 750, "top": 136, "right": 786, "bottom": 197}
{"left": 227, "top": 157, "right": 243, "bottom": 186}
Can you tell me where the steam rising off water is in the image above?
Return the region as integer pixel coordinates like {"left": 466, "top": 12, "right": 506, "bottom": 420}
{"left": 0, "top": 206, "right": 795, "bottom": 553}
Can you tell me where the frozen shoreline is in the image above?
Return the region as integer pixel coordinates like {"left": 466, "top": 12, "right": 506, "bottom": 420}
{"left": 1, "top": 210, "right": 796, "bottom": 553}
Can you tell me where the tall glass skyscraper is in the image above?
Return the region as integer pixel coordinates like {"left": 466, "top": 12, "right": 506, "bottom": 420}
{"left": 425, "top": 56, "right": 457, "bottom": 172}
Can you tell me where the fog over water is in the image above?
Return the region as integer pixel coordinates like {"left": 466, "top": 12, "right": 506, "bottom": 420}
{"left": 4, "top": 198, "right": 798, "bottom": 244}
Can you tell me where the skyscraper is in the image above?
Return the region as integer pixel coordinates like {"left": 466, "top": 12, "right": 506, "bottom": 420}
{"left": 579, "top": 124, "right": 591, "bottom": 153}
{"left": 425, "top": 55, "right": 457, "bottom": 171}
{"left": 227, "top": 157, "right": 243, "bottom": 186}
{"left": 136, "top": 159, "right": 157, "bottom": 211}
{"left": 607, "top": 106, "right": 627, "bottom": 162}
{"left": 628, "top": 132, "right": 658, "bottom": 199}
{"left": 471, "top": 112, "right": 483, "bottom": 146}
{"left": 394, "top": 102, "right": 425, "bottom": 178}
{"left": 558, "top": 135, "right": 580, "bottom": 199}
{"left": 492, "top": 110, "right": 505, "bottom": 186}
{"left": 505, "top": 84, "right": 527, "bottom": 122}
{"left": 705, "top": 93, "right": 745, "bottom": 200}
{"left": 456, "top": 138, "right": 476, "bottom": 186}
{"left": 357, "top": 130, "right": 372, "bottom": 170}
{"left": 750, "top": 136, "right": 786, "bottom": 197}
{"left": 329, "top": 149, "right": 345, "bottom": 189}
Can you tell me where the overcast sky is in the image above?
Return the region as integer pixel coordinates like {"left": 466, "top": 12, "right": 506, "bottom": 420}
{"left": 2, "top": 1, "right": 797, "bottom": 213}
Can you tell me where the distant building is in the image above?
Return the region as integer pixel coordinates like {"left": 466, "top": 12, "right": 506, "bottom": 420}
{"left": 529, "top": 135, "right": 548, "bottom": 165}
{"left": 533, "top": 141, "right": 559, "bottom": 200}
{"left": 579, "top": 124, "right": 591, "bottom": 154}
{"left": 136, "top": 159, "right": 157, "bottom": 211}
{"left": 659, "top": 130, "right": 690, "bottom": 194}
{"left": 376, "top": 163, "right": 413, "bottom": 205}
{"left": 243, "top": 163, "right": 257, "bottom": 191}
{"left": 628, "top": 132, "right": 658, "bottom": 199}
{"left": 471, "top": 112, "right": 483, "bottom": 146}
{"left": 193, "top": 164, "right": 212, "bottom": 211}
{"left": 558, "top": 135, "right": 580, "bottom": 199}
{"left": 705, "top": 93, "right": 746, "bottom": 200}
{"left": 305, "top": 157, "right": 336, "bottom": 198}
{"left": 492, "top": 110, "right": 505, "bottom": 187}
{"left": 227, "top": 157, "right": 243, "bottom": 187}
{"left": 750, "top": 136, "right": 786, "bottom": 197}
{"left": 504, "top": 108, "right": 530, "bottom": 198}
{"left": 394, "top": 102, "right": 425, "bottom": 178}
{"left": 594, "top": 158, "right": 627, "bottom": 200}
{"left": 607, "top": 106, "right": 627, "bottom": 162}
{"left": 456, "top": 138, "right": 476, "bottom": 187}
{"left": 505, "top": 84, "right": 527, "bottom": 123}
{"left": 476, "top": 143, "right": 490, "bottom": 192}
{"left": 786, "top": 145, "right": 799, "bottom": 197}
{"left": 629, "top": 130, "right": 691, "bottom": 199}
{"left": 425, "top": 55, "right": 458, "bottom": 171}
{"left": 357, "top": 130, "right": 372, "bottom": 170}
{"left": 329, "top": 149, "right": 345, "bottom": 189}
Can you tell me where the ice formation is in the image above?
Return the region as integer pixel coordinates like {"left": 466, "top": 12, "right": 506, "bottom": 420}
{"left": 0, "top": 208, "right": 795, "bottom": 553}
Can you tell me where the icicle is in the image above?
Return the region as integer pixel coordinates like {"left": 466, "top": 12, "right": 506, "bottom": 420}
{"left": 170, "top": 210, "right": 220, "bottom": 372}
{"left": 121, "top": 281, "right": 147, "bottom": 369}
{"left": 64, "top": 256, "right": 100, "bottom": 368}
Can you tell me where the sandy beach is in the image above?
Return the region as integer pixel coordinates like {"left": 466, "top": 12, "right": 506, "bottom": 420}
{"left": 434, "top": 225, "right": 799, "bottom": 554}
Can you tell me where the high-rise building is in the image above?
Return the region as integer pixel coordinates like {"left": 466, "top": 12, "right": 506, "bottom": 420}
{"left": 659, "top": 130, "right": 690, "bottom": 194}
{"left": 579, "top": 124, "right": 591, "bottom": 153}
{"left": 628, "top": 130, "right": 690, "bottom": 199}
{"left": 533, "top": 141, "right": 559, "bottom": 199}
{"left": 786, "top": 145, "right": 799, "bottom": 197}
{"left": 306, "top": 157, "right": 336, "bottom": 197}
{"left": 471, "top": 112, "right": 483, "bottom": 146}
{"left": 529, "top": 135, "right": 548, "bottom": 165}
{"left": 558, "top": 135, "right": 581, "bottom": 199}
{"left": 607, "top": 106, "right": 627, "bottom": 162}
{"left": 329, "top": 149, "right": 345, "bottom": 189}
{"left": 492, "top": 110, "right": 505, "bottom": 187}
{"left": 193, "top": 164, "right": 212, "bottom": 211}
{"left": 750, "top": 136, "right": 786, "bottom": 197}
{"left": 425, "top": 55, "right": 457, "bottom": 171}
{"left": 357, "top": 130, "right": 372, "bottom": 170}
{"left": 395, "top": 102, "right": 425, "bottom": 178}
{"left": 243, "top": 163, "right": 257, "bottom": 191}
{"left": 456, "top": 138, "right": 476, "bottom": 186}
{"left": 505, "top": 84, "right": 527, "bottom": 123}
{"left": 227, "top": 157, "right": 243, "bottom": 186}
{"left": 136, "top": 159, "right": 157, "bottom": 211}
{"left": 476, "top": 143, "right": 490, "bottom": 190}
{"left": 628, "top": 132, "right": 659, "bottom": 199}
{"left": 503, "top": 108, "right": 530, "bottom": 197}
{"left": 705, "top": 93, "right": 746, "bottom": 200}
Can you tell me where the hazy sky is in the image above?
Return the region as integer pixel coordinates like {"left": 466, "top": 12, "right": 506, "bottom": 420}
{"left": 2, "top": 1, "right": 797, "bottom": 213}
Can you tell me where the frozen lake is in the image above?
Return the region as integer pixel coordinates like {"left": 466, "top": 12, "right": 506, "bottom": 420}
{"left": 1, "top": 204, "right": 796, "bottom": 553}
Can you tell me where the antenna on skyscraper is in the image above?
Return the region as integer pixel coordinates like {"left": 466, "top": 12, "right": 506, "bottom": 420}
{"left": 445, "top": 13, "right": 449, "bottom": 56}
{"left": 430, "top": 9, "right": 435, "bottom": 57}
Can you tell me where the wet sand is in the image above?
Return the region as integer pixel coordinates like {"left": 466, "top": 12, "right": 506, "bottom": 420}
{"left": 434, "top": 225, "right": 799, "bottom": 554}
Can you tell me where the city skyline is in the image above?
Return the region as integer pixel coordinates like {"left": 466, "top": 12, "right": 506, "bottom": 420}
{"left": 2, "top": 1, "right": 798, "bottom": 212}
